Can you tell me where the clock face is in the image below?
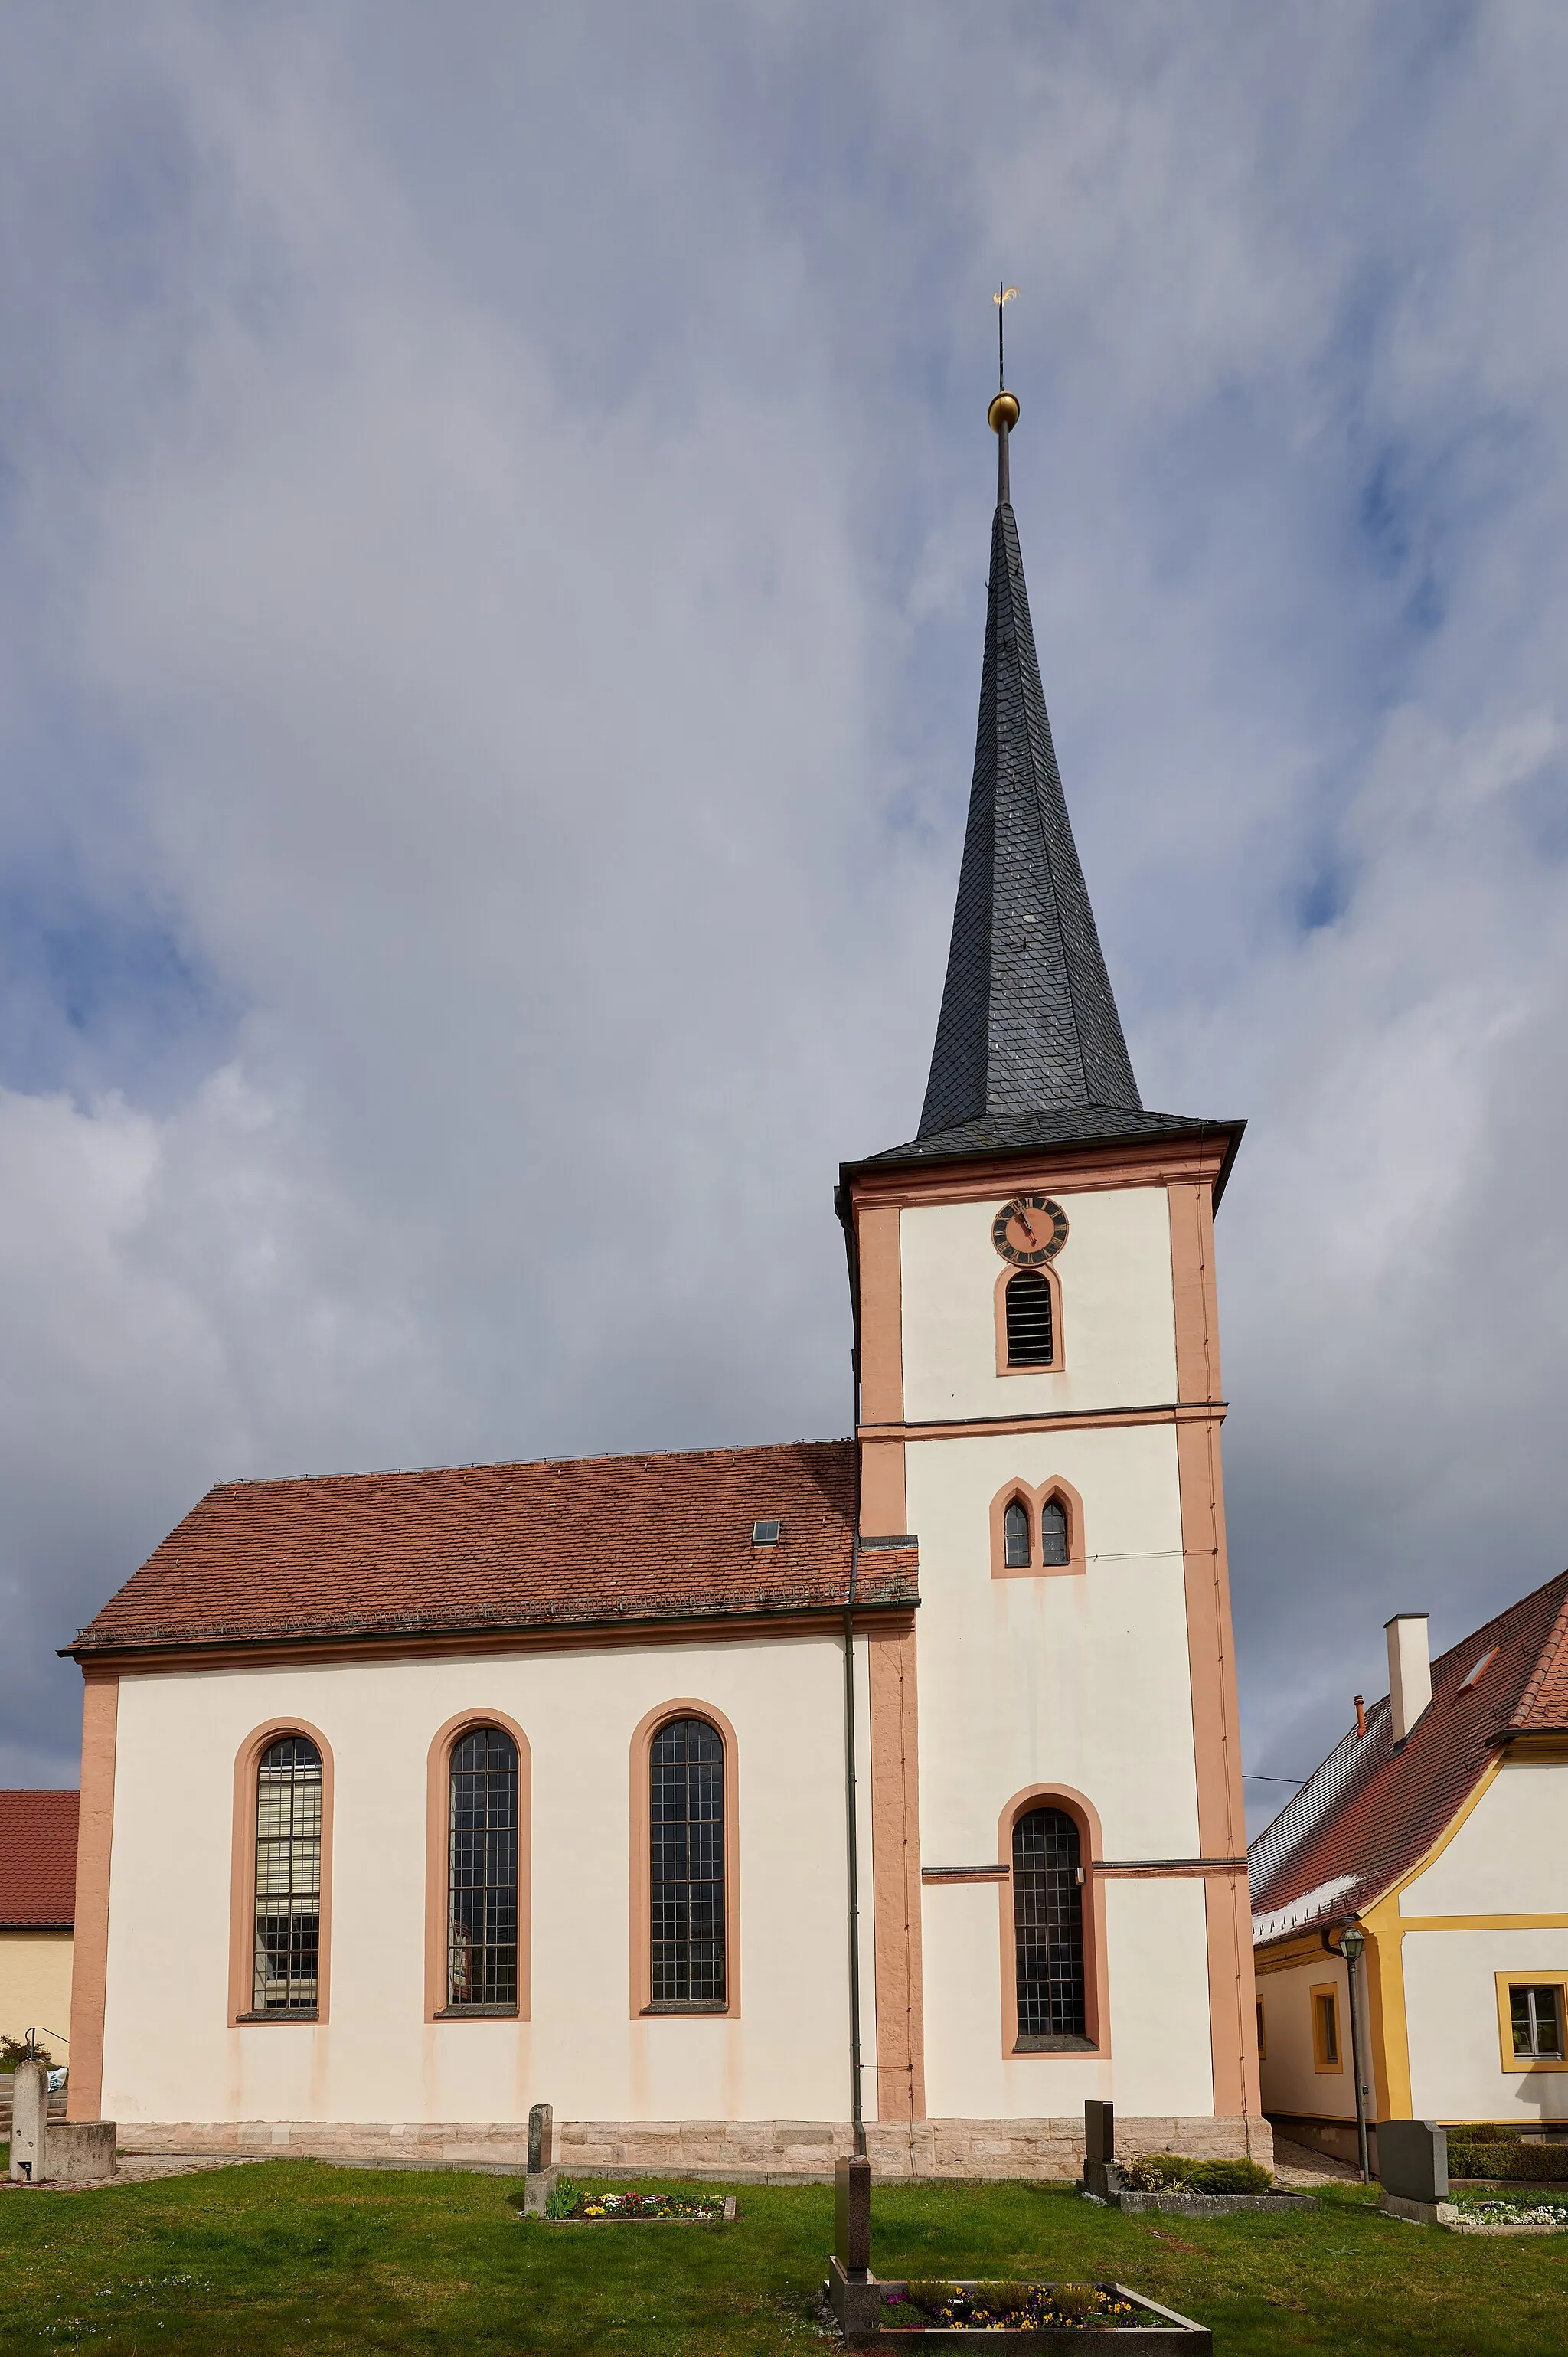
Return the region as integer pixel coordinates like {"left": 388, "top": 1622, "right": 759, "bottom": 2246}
{"left": 991, "top": 1193, "right": 1070, "bottom": 1267}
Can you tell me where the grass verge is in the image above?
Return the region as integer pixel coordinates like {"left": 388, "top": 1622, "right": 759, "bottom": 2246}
{"left": 0, "top": 2164, "right": 1564, "bottom": 2353}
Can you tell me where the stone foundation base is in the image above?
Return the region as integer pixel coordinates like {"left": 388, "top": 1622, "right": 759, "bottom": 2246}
{"left": 113, "top": 2114, "right": 1271, "bottom": 2182}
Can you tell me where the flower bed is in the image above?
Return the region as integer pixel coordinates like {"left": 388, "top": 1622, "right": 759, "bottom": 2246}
{"left": 880, "top": 2280, "right": 1153, "bottom": 2331}
{"left": 1446, "top": 2195, "right": 1568, "bottom": 2234}
{"left": 514, "top": 2176, "right": 732, "bottom": 2224}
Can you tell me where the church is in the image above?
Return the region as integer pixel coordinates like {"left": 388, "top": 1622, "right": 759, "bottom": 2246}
{"left": 62, "top": 389, "right": 1265, "bottom": 2179}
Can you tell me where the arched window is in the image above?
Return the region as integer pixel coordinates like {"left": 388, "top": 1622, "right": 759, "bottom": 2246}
{"left": 1002, "top": 1498, "right": 1031, "bottom": 1569}
{"left": 1040, "top": 1496, "right": 1069, "bottom": 1568}
{"left": 253, "top": 1735, "right": 322, "bottom": 2015}
{"left": 650, "top": 1717, "right": 726, "bottom": 2009}
{"left": 448, "top": 1725, "right": 519, "bottom": 2009}
{"left": 1013, "top": 1805, "right": 1086, "bottom": 2043}
{"left": 1004, "top": 1270, "right": 1055, "bottom": 1366}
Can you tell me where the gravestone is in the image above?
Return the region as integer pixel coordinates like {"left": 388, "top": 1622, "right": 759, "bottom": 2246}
{"left": 1084, "top": 2098, "right": 1117, "bottom": 2198}
{"left": 827, "top": 2154, "right": 881, "bottom": 2345}
{"left": 1377, "top": 2120, "right": 1449, "bottom": 2225}
{"left": 521, "top": 2101, "right": 560, "bottom": 2216}
{"left": 835, "top": 2153, "right": 871, "bottom": 2280}
{"left": 9, "top": 2058, "right": 47, "bottom": 2184}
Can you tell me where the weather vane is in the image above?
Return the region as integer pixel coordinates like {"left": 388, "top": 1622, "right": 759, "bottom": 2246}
{"left": 994, "top": 283, "right": 1018, "bottom": 391}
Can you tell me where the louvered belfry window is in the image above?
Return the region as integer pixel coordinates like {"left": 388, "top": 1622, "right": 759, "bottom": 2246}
{"left": 448, "top": 1725, "right": 519, "bottom": 2009}
{"left": 650, "top": 1717, "right": 726, "bottom": 2009}
{"left": 1013, "top": 1805, "right": 1086, "bottom": 2041}
{"left": 1005, "top": 1270, "right": 1055, "bottom": 1366}
{"left": 253, "top": 1735, "right": 322, "bottom": 2013}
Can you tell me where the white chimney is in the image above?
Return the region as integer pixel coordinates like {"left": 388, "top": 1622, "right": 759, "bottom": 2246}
{"left": 1386, "top": 1614, "right": 1432, "bottom": 1744}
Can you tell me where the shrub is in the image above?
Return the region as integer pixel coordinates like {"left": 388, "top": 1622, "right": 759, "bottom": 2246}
{"left": 1448, "top": 2141, "right": 1568, "bottom": 2183}
{"left": 1048, "top": 2284, "right": 1106, "bottom": 2320}
{"left": 1185, "top": 2159, "right": 1274, "bottom": 2195}
{"left": 975, "top": 2282, "right": 1033, "bottom": 2316}
{"left": 1117, "top": 2151, "right": 1198, "bottom": 2191}
{"left": 903, "top": 2281, "right": 957, "bottom": 2316}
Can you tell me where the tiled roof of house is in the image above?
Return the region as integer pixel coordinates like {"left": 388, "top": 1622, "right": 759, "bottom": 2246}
{"left": 66, "top": 1440, "right": 917, "bottom": 1659}
{"left": 1250, "top": 1569, "right": 1568, "bottom": 1941}
{"left": 0, "top": 1790, "right": 79, "bottom": 1930}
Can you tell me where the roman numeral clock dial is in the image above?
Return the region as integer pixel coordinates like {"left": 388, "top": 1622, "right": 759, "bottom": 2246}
{"left": 991, "top": 1193, "right": 1070, "bottom": 1267}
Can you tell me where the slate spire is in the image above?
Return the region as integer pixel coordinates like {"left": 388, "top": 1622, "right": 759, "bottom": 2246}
{"left": 917, "top": 403, "right": 1142, "bottom": 1140}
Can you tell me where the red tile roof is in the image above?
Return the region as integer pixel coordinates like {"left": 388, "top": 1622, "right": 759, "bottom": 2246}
{"left": 1250, "top": 1570, "right": 1568, "bottom": 1940}
{"left": 0, "top": 1790, "right": 78, "bottom": 1930}
{"left": 67, "top": 1440, "right": 917, "bottom": 1659}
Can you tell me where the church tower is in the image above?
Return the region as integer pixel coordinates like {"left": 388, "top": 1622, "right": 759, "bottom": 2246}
{"left": 839, "top": 388, "right": 1262, "bottom": 2155}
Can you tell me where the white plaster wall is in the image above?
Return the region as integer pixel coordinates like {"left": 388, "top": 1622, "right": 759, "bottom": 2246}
{"left": 907, "top": 1427, "right": 1198, "bottom": 1867}
{"left": 899, "top": 1187, "right": 1179, "bottom": 1425}
{"left": 1255, "top": 1957, "right": 1353, "bottom": 2123}
{"left": 1404, "top": 1930, "right": 1568, "bottom": 2125}
{"left": 1401, "top": 1761, "right": 1568, "bottom": 1916}
{"left": 100, "top": 1634, "right": 851, "bottom": 2127}
{"left": 906, "top": 1424, "right": 1214, "bottom": 2116}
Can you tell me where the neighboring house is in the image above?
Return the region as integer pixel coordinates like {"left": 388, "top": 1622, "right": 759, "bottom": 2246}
{"left": 0, "top": 1789, "right": 78, "bottom": 2059}
{"left": 59, "top": 399, "right": 1263, "bottom": 2176}
{"left": 1250, "top": 1575, "right": 1568, "bottom": 2162}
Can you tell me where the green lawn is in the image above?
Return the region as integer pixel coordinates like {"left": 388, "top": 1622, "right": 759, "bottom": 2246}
{"left": 0, "top": 2163, "right": 1563, "bottom": 2354}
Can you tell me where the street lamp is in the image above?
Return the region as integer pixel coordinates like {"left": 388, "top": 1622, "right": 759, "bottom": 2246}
{"left": 1338, "top": 1927, "right": 1370, "bottom": 2182}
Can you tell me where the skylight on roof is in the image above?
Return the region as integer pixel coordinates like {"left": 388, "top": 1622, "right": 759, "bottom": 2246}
{"left": 752, "top": 1519, "right": 782, "bottom": 1545}
{"left": 1459, "top": 1645, "right": 1500, "bottom": 1692}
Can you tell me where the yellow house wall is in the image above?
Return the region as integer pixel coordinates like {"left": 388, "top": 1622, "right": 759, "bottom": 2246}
{"left": 0, "top": 1933, "right": 74, "bottom": 2058}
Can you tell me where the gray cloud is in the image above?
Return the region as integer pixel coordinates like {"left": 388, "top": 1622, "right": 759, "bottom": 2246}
{"left": 1, "top": 5, "right": 1566, "bottom": 1827}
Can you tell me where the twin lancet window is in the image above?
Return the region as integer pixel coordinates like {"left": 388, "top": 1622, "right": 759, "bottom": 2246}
{"left": 1003, "top": 1496, "right": 1069, "bottom": 1571}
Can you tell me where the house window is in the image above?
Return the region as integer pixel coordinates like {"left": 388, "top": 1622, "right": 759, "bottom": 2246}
{"left": 1003, "top": 1499, "right": 1031, "bottom": 1569}
{"left": 1004, "top": 1270, "right": 1055, "bottom": 1366}
{"left": 448, "top": 1724, "right": 519, "bottom": 2009}
{"left": 1013, "top": 1806, "right": 1086, "bottom": 2045}
{"left": 253, "top": 1735, "right": 322, "bottom": 2014}
{"left": 1311, "top": 1983, "right": 1342, "bottom": 2071}
{"left": 1040, "top": 1497, "right": 1069, "bottom": 1567}
{"left": 649, "top": 1717, "right": 726, "bottom": 2010}
{"left": 1256, "top": 1996, "right": 1266, "bottom": 2061}
{"left": 1511, "top": 1985, "right": 1565, "bottom": 2061}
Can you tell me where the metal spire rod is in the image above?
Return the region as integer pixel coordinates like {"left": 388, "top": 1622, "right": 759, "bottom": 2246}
{"left": 991, "top": 285, "right": 1019, "bottom": 505}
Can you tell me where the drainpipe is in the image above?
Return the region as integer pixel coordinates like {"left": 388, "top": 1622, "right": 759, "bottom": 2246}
{"left": 1331, "top": 1926, "right": 1370, "bottom": 2182}
{"left": 844, "top": 1525, "right": 866, "bottom": 2159}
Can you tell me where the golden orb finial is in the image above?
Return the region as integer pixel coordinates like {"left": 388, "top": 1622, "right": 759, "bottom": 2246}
{"left": 988, "top": 389, "right": 1020, "bottom": 436}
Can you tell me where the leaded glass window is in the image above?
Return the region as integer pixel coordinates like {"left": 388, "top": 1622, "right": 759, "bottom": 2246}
{"left": 1040, "top": 1497, "right": 1070, "bottom": 1567}
{"left": 448, "top": 1725, "right": 519, "bottom": 2009}
{"left": 1511, "top": 1983, "right": 1563, "bottom": 2059}
{"left": 1013, "top": 1805, "right": 1086, "bottom": 2042}
{"left": 253, "top": 1735, "right": 322, "bottom": 2014}
{"left": 650, "top": 1716, "right": 726, "bottom": 2009}
{"left": 1005, "top": 1270, "right": 1055, "bottom": 1365}
{"left": 1003, "top": 1499, "right": 1031, "bottom": 1569}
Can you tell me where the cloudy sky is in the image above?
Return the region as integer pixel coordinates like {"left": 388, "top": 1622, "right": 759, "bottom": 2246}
{"left": 2, "top": 4, "right": 1566, "bottom": 1826}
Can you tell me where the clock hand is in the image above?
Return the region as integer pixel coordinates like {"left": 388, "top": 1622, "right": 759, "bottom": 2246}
{"left": 1016, "top": 1212, "right": 1038, "bottom": 1244}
